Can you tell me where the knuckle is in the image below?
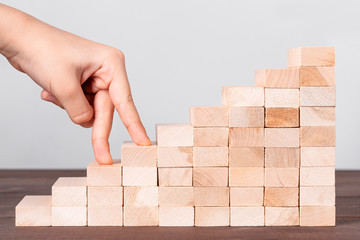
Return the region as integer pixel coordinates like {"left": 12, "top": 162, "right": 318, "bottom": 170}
{"left": 71, "top": 110, "right": 94, "bottom": 125}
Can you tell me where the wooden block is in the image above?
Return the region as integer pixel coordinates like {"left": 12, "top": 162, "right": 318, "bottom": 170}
{"left": 265, "top": 89, "right": 299, "bottom": 108}
{"left": 52, "top": 177, "right": 87, "bottom": 206}
{"left": 300, "top": 187, "right": 335, "bottom": 206}
{"left": 230, "top": 207, "right": 264, "bottom": 226}
{"left": 123, "top": 207, "right": 159, "bottom": 226}
{"left": 265, "top": 207, "right": 299, "bottom": 226}
{"left": 300, "top": 126, "right": 336, "bottom": 147}
{"left": 300, "top": 107, "right": 335, "bottom": 126}
{"left": 193, "top": 127, "right": 228, "bottom": 147}
{"left": 264, "top": 187, "right": 299, "bottom": 207}
{"left": 158, "top": 168, "right": 192, "bottom": 187}
{"left": 159, "top": 207, "right": 194, "bottom": 226}
{"left": 222, "top": 87, "right": 264, "bottom": 107}
{"left": 157, "top": 147, "right": 192, "bottom": 167}
{"left": 195, "top": 207, "right": 229, "bottom": 226}
{"left": 229, "top": 128, "right": 264, "bottom": 147}
{"left": 194, "top": 187, "right": 229, "bottom": 206}
{"left": 301, "top": 147, "right": 335, "bottom": 167}
{"left": 121, "top": 142, "right": 157, "bottom": 167}
{"left": 159, "top": 187, "right": 194, "bottom": 206}
{"left": 52, "top": 206, "right": 87, "bottom": 226}
{"left": 265, "top": 128, "right": 299, "bottom": 147}
{"left": 16, "top": 196, "right": 51, "bottom": 226}
{"left": 124, "top": 187, "right": 158, "bottom": 206}
{"left": 193, "top": 167, "right": 228, "bottom": 186}
{"left": 229, "top": 107, "right": 264, "bottom": 127}
{"left": 300, "top": 87, "right": 336, "bottom": 106}
{"left": 265, "top": 168, "right": 299, "bottom": 187}
{"left": 255, "top": 68, "right": 299, "bottom": 88}
{"left": 229, "top": 147, "right": 264, "bottom": 167}
{"left": 288, "top": 46, "right": 335, "bottom": 67}
{"left": 88, "top": 205, "right": 122, "bottom": 226}
{"left": 193, "top": 147, "right": 228, "bottom": 167}
{"left": 87, "top": 160, "right": 122, "bottom": 187}
{"left": 122, "top": 167, "right": 157, "bottom": 186}
{"left": 156, "top": 124, "right": 193, "bottom": 146}
{"left": 190, "top": 106, "right": 228, "bottom": 127}
{"left": 265, "top": 148, "right": 299, "bottom": 168}
{"left": 229, "top": 167, "right": 264, "bottom": 187}
{"left": 230, "top": 187, "right": 264, "bottom": 206}
{"left": 88, "top": 187, "right": 123, "bottom": 206}
{"left": 300, "top": 206, "right": 335, "bottom": 226}
{"left": 300, "top": 167, "right": 335, "bottom": 186}
{"left": 300, "top": 67, "right": 335, "bottom": 86}
{"left": 265, "top": 108, "right": 299, "bottom": 128}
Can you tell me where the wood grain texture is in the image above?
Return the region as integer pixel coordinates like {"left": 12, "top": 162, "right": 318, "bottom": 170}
{"left": 300, "top": 187, "right": 335, "bottom": 206}
{"left": 190, "top": 106, "right": 228, "bottom": 127}
{"left": 124, "top": 187, "right": 159, "bottom": 206}
{"left": 51, "top": 177, "right": 87, "bottom": 206}
{"left": 121, "top": 142, "right": 157, "bottom": 167}
{"left": 194, "top": 187, "right": 229, "bottom": 206}
{"left": 229, "top": 128, "right": 264, "bottom": 147}
{"left": 265, "top": 128, "right": 299, "bottom": 147}
{"left": 265, "top": 147, "right": 299, "bottom": 168}
{"left": 265, "top": 168, "right": 299, "bottom": 187}
{"left": 158, "top": 168, "right": 192, "bottom": 187}
{"left": 229, "top": 107, "right": 264, "bottom": 127}
{"left": 156, "top": 124, "right": 194, "bottom": 146}
{"left": 16, "top": 196, "right": 51, "bottom": 226}
{"left": 88, "top": 187, "right": 123, "bottom": 206}
{"left": 264, "top": 188, "right": 299, "bottom": 207}
{"left": 88, "top": 205, "right": 122, "bottom": 226}
{"left": 122, "top": 167, "right": 157, "bottom": 186}
{"left": 300, "top": 167, "right": 335, "bottom": 186}
{"left": 300, "top": 107, "right": 335, "bottom": 126}
{"left": 265, "top": 89, "right": 299, "bottom": 108}
{"left": 229, "top": 147, "right": 264, "bottom": 167}
{"left": 193, "top": 167, "right": 228, "bottom": 186}
{"left": 158, "top": 187, "right": 194, "bottom": 207}
{"left": 229, "top": 167, "right": 264, "bottom": 187}
{"left": 193, "top": 127, "right": 229, "bottom": 147}
{"left": 222, "top": 87, "right": 264, "bottom": 107}
{"left": 193, "top": 147, "right": 228, "bottom": 167}
{"left": 300, "top": 67, "right": 335, "bottom": 86}
{"left": 300, "top": 206, "right": 335, "bottom": 226}
{"left": 230, "top": 187, "right": 264, "bottom": 206}
{"left": 300, "top": 126, "right": 336, "bottom": 147}
{"left": 265, "top": 108, "right": 299, "bottom": 128}
{"left": 195, "top": 207, "right": 230, "bottom": 226}
{"left": 288, "top": 47, "right": 335, "bottom": 67}
{"left": 300, "top": 87, "right": 336, "bottom": 107}
{"left": 301, "top": 147, "right": 335, "bottom": 167}
{"left": 255, "top": 68, "right": 299, "bottom": 88}
{"left": 265, "top": 207, "right": 299, "bottom": 226}
{"left": 157, "top": 147, "right": 193, "bottom": 167}
{"left": 159, "top": 207, "right": 194, "bottom": 226}
{"left": 123, "top": 207, "right": 159, "bottom": 226}
{"left": 87, "top": 160, "right": 122, "bottom": 187}
{"left": 231, "top": 207, "right": 265, "bottom": 226}
{"left": 51, "top": 206, "right": 87, "bottom": 226}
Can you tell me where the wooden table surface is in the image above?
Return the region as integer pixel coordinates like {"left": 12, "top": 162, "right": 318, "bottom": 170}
{"left": 1, "top": 170, "right": 359, "bottom": 240}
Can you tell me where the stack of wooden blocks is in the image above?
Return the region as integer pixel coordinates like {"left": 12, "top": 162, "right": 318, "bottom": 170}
{"left": 16, "top": 46, "right": 336, "bottom": 227}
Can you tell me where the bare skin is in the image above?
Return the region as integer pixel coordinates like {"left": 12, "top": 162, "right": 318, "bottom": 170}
{"left": 0, "top": 4, "right": 152, "bottom": 165}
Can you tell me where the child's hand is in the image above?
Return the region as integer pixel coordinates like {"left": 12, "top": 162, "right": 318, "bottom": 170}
{"left": 0, "top": 4, "right": 151, "bottom": 164}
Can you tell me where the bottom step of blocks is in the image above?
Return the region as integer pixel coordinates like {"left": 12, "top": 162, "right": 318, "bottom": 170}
{"left": 123, "top": 207, "right": 159, "bottom": 226}
{"left": 231, "top": 207, "right": 264, "bottom": 226}
{"left": 195, "top": 207, "right": 229, "bottom": 226}
{"left": 52, "top": 206, "right": 87, "bottom": 226}
{"left": 159, "top": 207, "right": 194, "bottom": 226}
{"left": 265, "top": 207, "right": 299, "bottom": 226}
{"left": 16, "top": 196, "right": 51, "bottom": 226}
{"left": 300, "top": 206, "right": 335, "bottom": 226}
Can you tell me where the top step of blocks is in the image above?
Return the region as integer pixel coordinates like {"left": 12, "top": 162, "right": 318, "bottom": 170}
{"left": 288, "top": 47, "right": 335, "bottom": 67}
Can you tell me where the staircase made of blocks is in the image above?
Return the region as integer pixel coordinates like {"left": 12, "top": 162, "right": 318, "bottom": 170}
{"left": 16, "top": 46, "right": 336, "bottom": 227}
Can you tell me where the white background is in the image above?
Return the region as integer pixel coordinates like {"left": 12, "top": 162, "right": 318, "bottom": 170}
{"left": 0, "top": 0, "right": 358, "bottom": 169}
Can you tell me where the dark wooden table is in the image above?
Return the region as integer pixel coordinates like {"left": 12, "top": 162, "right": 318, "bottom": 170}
{"left": 1, "top": 170, "right": 359, "bottom": 240}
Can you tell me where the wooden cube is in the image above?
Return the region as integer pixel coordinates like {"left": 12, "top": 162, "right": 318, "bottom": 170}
{"left": 231, "top": 207, "right": 265, "bottom": 226}
{"left": 229, "top": 107, "right": 264, "bottom": 127}
{"left": 157, "top": 147, "right": 193, "bottom": 167}
{"left": 124, "top": 187, "right": 158, "bottom": 206}
{"left": 159, "top": 187, "right": 194, "bottom": 206}
{"left": 265, "top": 89, "right": 299, "bottom": 108}
{"left": 265, "top": 207, "right": 299, "bottom": 226}
{"left": 156, "top": 124, "right": 193, "bottom": 146}
{"left": 159, "top": 207, "right": 194, "bottom": 226}
{"left": 265, "top": 147, "right": 299, "bottom": 168}
{"left": 193, "top": 167, "right": 228, "bottom": 186}
{"left": 194, "top": 187, "right": 229, "bottom": 206}
{"left": 87, "top": 160, "right": 122, "bottom": 187}
{"left": 229, "top": 128, "right": 264, "bottom": 147}
{"left": 300, "top": 107, "right": 335, "bottom": 126}
{"left": 52, "top": 177, "right": 87, "bottom": 206}
{"left": 190, "top": 106, "right": 228, "bottom": 127}
{"left": 121, "top": 142, "right": 157, "bottom": 167}
{"left": 193, "top": 127, "right": 228, "bottom": 147}
{"left": 255, "top": 68, "right": 299, "bottom": 88}
{"left": 88, "top": 187, "right": 123, "bottom": 206}
{"left": 229, "top": 167, "right": 264, "bottom": 187}
{"left": 193, "top": 147, "right": 228, "bottom": 167}
{"left": 265, "top": 128, "right": 299, "bottom": 147}
{"left": 264, "top": 187, "right": 299, "bottom": 207}
{"left": 300, "top": 67, "right": 335, "bottom": 87}
{"left": 123, "top": 207, "right": 159, "bottom": 226}
{"left": 288, "top": 46, "right": 335, "bottom": 67}
{"left": 300, "top": 126, "right": 336, "bottom": 147}
{"left": 300, "top": 87, "right": 336, "bottom": 107}
{"left": 122, "top": 167, "right": 157, "bottom": 186}
{"left": 158, "top": 168, "right": 192, "bottom": 187}
{"left": 300, "top": 187, "right": 335, "bottom": 206}
{"left": 52, "top": 206, "right": 87, "bottom": 226}
{"left": 265, "top": 168, "right": 299, "bottom": 187}
{"left": 195, "top": 207, "right": 229, "bottom": 226}
{"left": 265, "top": 108, "right": 299, "bottom": 128}
{"left": 300, "top": 167, "right": 335, "bottom": 186}
{"left": 88, "top": 205, "right": 122, "bottom": 226}
{"left": 230, "top": 187, "right": 264, "bottom": 206}
{"left": 16, "top": 196, "right": 51, "bottom": 226}
{"left": 300, "top": 206, "right": 335, "bottom": 226}
{"left": 222, "top": 87, "right": 264, "bottom": 107}
{"left": 229, "top": 147, "right": 264, "bottom": 167}
{"left": 301, "top": 147, "right": 335, "bottom": 167}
